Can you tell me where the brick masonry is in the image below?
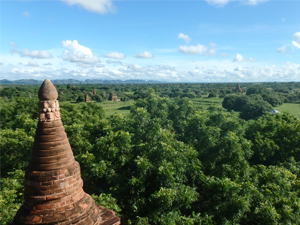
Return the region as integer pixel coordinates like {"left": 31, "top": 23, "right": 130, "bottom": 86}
{"left": 11, "top": 79, "right": 120, "bottom": 225}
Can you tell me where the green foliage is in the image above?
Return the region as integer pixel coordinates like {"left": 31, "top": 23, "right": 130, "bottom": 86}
{"left": 0, "top": 170, "right": 25, "bottom": 224}
{"left": 222, "top": 94, "right": 239, "bottom": 110}
{"left": 0, "top": 97, "right": 38, "bottom": 129}
{"left": 208, "top": 92, "right": 217, "bottom": 98}
{"left": 245, "top": 113, "right": 300, "bottom": 165}
{"left": 1, "top": 86, "right": 300, "bottom": 225}
{"left": 0, "top": 129, "right": 33, "bottom": 176}
{"left": 240, "top": 100, "right": 273, "bottom": 120}
{"left": 183, "top": 106, "right": 252, "bottom": 180}
{"left": 76, "top": 95, "right": 85, "bottom": 102}
{"left": 91, "top": 193, "right": 122, "bottom": 214}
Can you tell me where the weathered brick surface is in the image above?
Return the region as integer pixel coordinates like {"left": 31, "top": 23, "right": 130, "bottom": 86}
{"left": 11, "top": 79, "right": 120, "bottom": 225}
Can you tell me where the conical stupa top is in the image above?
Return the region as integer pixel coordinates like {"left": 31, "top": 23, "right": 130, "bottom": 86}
{"left": 12, "top": 79, "right": 120, "bottom": 225}
{"left": 38, "top": 79, "right": 58, "bottom": 101}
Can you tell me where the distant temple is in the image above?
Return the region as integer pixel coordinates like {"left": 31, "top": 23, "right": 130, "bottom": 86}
{"left": 11, "top": 79, "right": 120, "bottom": 225}
{"left": 109, "top": 93, "right": 120, "bottom": 102}
{"left": 85, "top": 93, "right": 91, "bottom": 102}
{"left": 237, "top": 83, "right": 243, "bottom": 93}
{"left": 93, "top": 89, "right": 96, "bottom": 95}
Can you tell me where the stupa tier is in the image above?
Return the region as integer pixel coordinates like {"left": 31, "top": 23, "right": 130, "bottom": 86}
{"left": 12, "top": 79, "right": 120, "bottom": 225}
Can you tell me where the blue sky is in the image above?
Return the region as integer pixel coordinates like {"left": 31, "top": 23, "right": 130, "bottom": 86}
{"left": 1, "top": 0, "right": 300, "bottom": 82}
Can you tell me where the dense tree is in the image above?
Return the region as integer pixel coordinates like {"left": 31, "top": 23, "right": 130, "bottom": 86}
{"left": 245, "top": 113, "right": 300, "bottom": 166}
{"left": 240, "top": 100, "right": 273, "bottom": 120}
{"left": 1, "top": 85, "right": 300, "bottom": 225}
{"left": 222, "top": 94, "right": 239, "bottom": 110}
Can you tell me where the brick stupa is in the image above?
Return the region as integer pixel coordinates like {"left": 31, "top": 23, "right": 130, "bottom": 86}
{"left": 12, "top": 79, "right": 120, "bottom": 225}
{"left": 85, "top": 94, "right": 91, "bottom": 102}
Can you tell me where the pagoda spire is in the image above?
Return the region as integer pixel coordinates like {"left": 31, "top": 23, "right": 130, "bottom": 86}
{"left": 12, "top": 79, "right": 120, "bottom": 225}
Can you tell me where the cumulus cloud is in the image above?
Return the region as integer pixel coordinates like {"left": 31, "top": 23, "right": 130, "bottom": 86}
{"left": 234, "top": 66, "right": 243, "bottom": 71}
{"left": 178, "top": 42, "right": 217, "bottom": 56}
{"left": 233, "top": 53, "right": 256, "bottom": 62}
{"left": 206, "top": 43, "right": 217, "bottom": 56}
{"left": 205, "top": 0, "right": 269, "bottom": 7}
{"left": 277, "top": 45, "right": 289, "bottom": 53}
{"left": 205, "top": 0, "right": 233, "bottom": 6}
{"left": 0, "top": 62, "right": 3, "bottom": 66}
{"left": 106, "top": 60, "right": 123, "bottom": 64}
{"left": 246, "top": 0, "right": 269, "bottom": 5}
{"left": 61, "top": 40, "right": 100, "bottom": 67}
{"left": 13, "top": 48, "right": 53, "bottom": 59}
{"left": 22, "top": 11, "right": 30, "bottom": 17}
{"left": 10, "top": 42, "right": 18, "bottom": 48}
{"left": 27, "top": 61, "right": 39, "bottom": 67}
{"left": 134, "top": 51, "right": 154, "bottom": 58}
{"left": 292, "top": 32, "right": 300, "bottom": 49}
{"left": 106, "top": 52, "right": 126, "bottom": 59}
{"left": 44, "top": 62, "right": 53, "bottom": 66}
{"left": 1, "top": 61, "right": 300, "bottom": 82}
{"left": 178, "top": 33, "right": 191, "bottom": 43}
{"left": 179, "top": 44, "right": 208, "bottom": 55}
{"left": 62, "top": 40, "right": 92, "bottom": 55}
{"left": 61, "top": 0, "right": 115, "bottom": 14}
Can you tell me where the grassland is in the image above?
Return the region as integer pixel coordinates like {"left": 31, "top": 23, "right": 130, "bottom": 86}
{"left": 98, "top": 97, "right": 300, "bottom": 120}
{"left": 98, "top": 100, "right": 134, "bottom": 117}
{"left": 99, "top": 97, "right": 224, "bottom": 117}
{"left": 275, "top": 103, "right": 300, "bottom": 119}
{"left": 192, "top": 97, "right": 223, "bottom": 109}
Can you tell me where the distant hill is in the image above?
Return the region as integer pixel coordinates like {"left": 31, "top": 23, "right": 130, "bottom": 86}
{"left": 0, "top": 79, "right": 162, "bottom": 85}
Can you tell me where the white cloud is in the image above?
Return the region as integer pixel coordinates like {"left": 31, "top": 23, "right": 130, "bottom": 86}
{"left": 11, "top": 48, "right": 53, "bottom": 59}
{"left": 234, "top": 66, "right": 243, "bottom": 71}
{"left": 206, "top": 43, "right": 217, "bottom": 56}
{"left": 44, "top": 62, "right": 53, "bottom": 66}
{"left": 277, "top": 45, "right": 288, "bottom": 53}
{"left": 205, "top": 0, "right": 233, "bottom": 7}
{"left": 179, "top": 44, "right": 208, "bottom": 55}
{"left": 106, "top": 60, "right": 123, "bottom": 64}
{"left": 27, "top": 61, "right": 39, "bottom": 67}
{"left": 0, "top": 62, "right": 3, "bottom": 66}
{"left": 61, "top": 0, "right": 115, "bottom": 14}
{"left": 292, "top": 41, "right": 300, "bottom": 49}
{"left": 10, "top": 42, "right": 18, "bottom": 48}
{"left": 246, "top": 0, "right": 269, "bottom": 6}
{"left": 61, "top": 40, "right": 100, "bottom": 66}
{"left": 205, "top": 0, "right": 269, "bottom": 7}
{"left": 233, "top": 53, "right": 256, "bottom": 62}
{"left": 1, "top": 61, "right": 300, "bottom": 82}
{"left": 178, "top": 33, "right": 191, "bottom": 43}
{"left": 220, "top": 52, "right": 230, "bottom": 57}
{"left": 292, "top": 32, "right": 300, "bottom": 49}
{"left": 134, "top": 51, "right": 154, "bottom": 58}
{"left": 22, "top": 11, "right": 30, "bottom": 17}
{"left": 62, "top": 40, "right": 92, "bottom": 55}
{"left": 106, "top": 51, "right": 126, "bottom": 59}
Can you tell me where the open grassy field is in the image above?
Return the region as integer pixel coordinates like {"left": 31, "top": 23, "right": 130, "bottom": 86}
{"left": 99, "top": 97, "right": 224, "bottom": 117}
{"left": 192, "top": 97, "right": 223, "bottom": 109}
{"left": 98, "top": 100, "right": 134, "bottom": 117}
{"left": 275, "top": 103, "right": 300, "bottom": 119}
{"left": 98, "top": 98, "right": 300, "bottom": 120}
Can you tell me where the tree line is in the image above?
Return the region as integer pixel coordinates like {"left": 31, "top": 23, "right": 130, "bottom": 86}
{"left": 1, "top": 86, "right": 300, "bottom": 224}
{"left": 1, "top": 82, "right": 300, "bottom": 103}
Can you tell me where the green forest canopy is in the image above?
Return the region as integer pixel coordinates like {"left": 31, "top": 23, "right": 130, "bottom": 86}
{"left": 1, "top": 83, "right": 300, "bottom": 224}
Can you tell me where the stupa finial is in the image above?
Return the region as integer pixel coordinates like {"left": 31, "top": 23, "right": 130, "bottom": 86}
{"left": 37, "top": 79, "right": 60, "bottom": 122}
{"left": 38, "top": 79, "right": 58, "bottom": 101}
